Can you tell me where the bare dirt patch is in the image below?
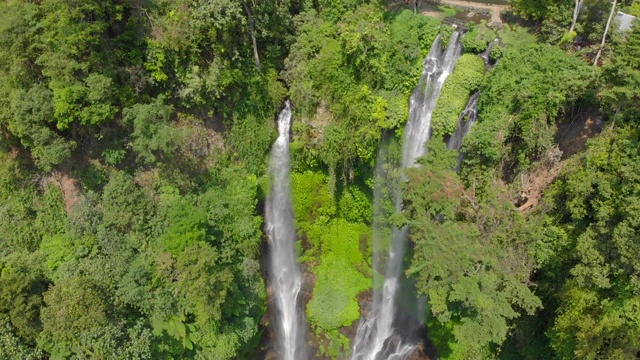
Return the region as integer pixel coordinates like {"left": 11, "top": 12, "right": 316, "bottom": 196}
{"left": 515, "top": 107, "right": 603, "bottom": 212}
{"left": 47, "top": 172, "right": 82, "bottom": 213}
{"left": 515, "top": 147, "right": 564, "bottom": 212}
{"left": 516, "top": 115, "right": 602, "bottom": 212}
{"left": 556, "top": 108, "right": 603, "bottom": 159}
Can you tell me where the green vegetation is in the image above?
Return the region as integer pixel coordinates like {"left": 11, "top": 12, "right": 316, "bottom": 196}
{"left": 403, "top": 140, "right": 541, "bottom": 358}
{"left": 463, "top": 43, "right": 593, "bottom": 174}
{"left": 285, "top": 7, "right": 440, "bottom": 171}
{"left": 0, "top": 0, "right": 639, "bottom": 358}
{"left": 291, "top": 173, "right": 370, "bottom": 333}
{"left": 431, "top": 54, "right": 485, "bottom": 137}
{"left": 462, "top": 22, "right": 497, "bottom": 53}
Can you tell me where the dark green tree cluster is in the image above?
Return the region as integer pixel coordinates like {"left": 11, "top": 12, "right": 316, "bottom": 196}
{"left": 0, "top": 0, "right": 292, "bottom": 357}
{"left": 401, "top": 140, "right": 541, "bottom": 359}
{"left": 463, "top": 43, "right": 593, "bottom": 177}
{"left": 0, "top": 156, "right": 266, "bottom": 358}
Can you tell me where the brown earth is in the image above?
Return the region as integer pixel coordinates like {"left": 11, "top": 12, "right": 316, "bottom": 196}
{"left": 556, "top": 109, "right": 603, "bottom": 159}
{"left": 389, "top": 0, "right": 507, "bottom": 25}
{"left": 516, "top": 147, "right": 564, "bottom": 212}
{"left": 47, "top": 172, "right": 82, "bottom": 213}
{"left": 431, "top": 0, "right": 507, "bottom": 23}
{"left": 516, "top": 109, "right": 603, "bottom": 212}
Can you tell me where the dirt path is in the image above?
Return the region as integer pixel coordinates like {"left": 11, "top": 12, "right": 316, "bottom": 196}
{"left": 426, "top": 0, "right": 508, "bottom": 24}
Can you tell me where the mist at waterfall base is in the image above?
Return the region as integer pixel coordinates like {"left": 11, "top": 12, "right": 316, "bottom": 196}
{"left": 265, "top": 101, "right": 307, "bottom": 360}
{"left": 351, "top": 31, "right": 463, "bottom": 360}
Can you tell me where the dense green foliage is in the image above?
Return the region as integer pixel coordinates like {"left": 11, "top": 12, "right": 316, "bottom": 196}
{"left": 284, "top": 6, "right": 440, "bottom": 171}
{"left": 0, "top": 0, "right": 283, "bottom": 356}
{"left": 402, "top": 140, "right": 541, "bottom": 359}
{"left": 462, "top": 23, "right": 497, "bottom": 54}
{"left": 545, "top": 127, "right": 640, "bottom": 359}
{"left": 600, "top": 23, "right": 640, "bottom": 120}
{"left": 291, "top": 172, "right": 370, "bottom": 333}
{"left": 463, "top": 43, "right": 593, "bottom": 175}
{"left": 0, "top": 0, "right": 639, "bottom": 358}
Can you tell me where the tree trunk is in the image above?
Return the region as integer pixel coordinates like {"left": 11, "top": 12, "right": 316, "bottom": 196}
{"left": 593, "top": 0, "right": 617, "bottom": 66}
{"left": 611, "top": 102, "right": 622, "bottom": 129}
{"left": 569, "top": 0, "right": 582, "bottom": 35}
{"left": 243, "top": 1, "right": 260, "bottom": 71}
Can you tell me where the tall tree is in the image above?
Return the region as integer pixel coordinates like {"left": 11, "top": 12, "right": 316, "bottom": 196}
{"left": 593, "top": 0, "right": 618, "bottom": 66}
{"left": 568, "top": 0, "right": 583, "bottom": 35}
{"left": 243, "top": 0, "right": 261, "bottom": 70}
{"left": 600, "top": 20, "right": 640, "bottom": 122}
{"left": 403, "top": 140, "right": 541, "bottom": 358}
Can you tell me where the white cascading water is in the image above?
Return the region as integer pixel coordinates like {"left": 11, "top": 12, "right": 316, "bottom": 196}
{"left": 479, "top": 38, "right": 498, "bottom": 66}
{"left": 446, "top": 90, "right": 480, "bottom": 151}
{"left": 446, "top": 91, "right": 479, "bottom": 171}
{"left": 447, "top": 39, "right": 497, "bottom": 166}
{"left": 352, "top": 31, "right": 463, "bottom": 360}
{"left": 265, "top": 101, "right": 307, "bottom": 360}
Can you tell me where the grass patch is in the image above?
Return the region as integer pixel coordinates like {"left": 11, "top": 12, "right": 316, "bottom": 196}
{"left": 438, "top": 5, "right": 458, "bottom": 18}
{"left": 291, "top": 171, "right": 336, "bottom": 234}
{"left": 497, "top": 24, "right": 537, "bottom": 48}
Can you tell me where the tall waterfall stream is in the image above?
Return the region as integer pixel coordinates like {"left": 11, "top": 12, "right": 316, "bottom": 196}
{"left": 265, "top": 101, "right": 307, "bottom": 360}
{"left": 351, "top": 31, "right": 464, "bottom": 360}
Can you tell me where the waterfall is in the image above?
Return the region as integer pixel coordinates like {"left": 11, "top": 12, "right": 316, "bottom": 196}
{"left": 447, "top": 39, "right": 497, "bottom": 167}
{"left": 479, "top": 38, "right": 498, "bottom": 66}
{"left": 265, "top": 101, "right": 307, "bottom": 360}
{"left": 446, "top": 91, "right": 479, "bottom": 151}
{"left": 402, "top": 31, "right": 464, "bottom": 168}
{"left": 351, "top": 30, "right": 463, "bottom": 360}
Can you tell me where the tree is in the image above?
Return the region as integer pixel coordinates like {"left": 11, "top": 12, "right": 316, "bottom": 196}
{"left": 593, "top": 0, "right": 618, "bottom": 66}
{"left": 243, "top": 0, "right": 261, "bottom": 70}
{"left": 402, "top": 140, "right": 541, "bottom": 357}
{"left": 568, "top": 0, "right": 583, "bottom": 35}
{"left": 38, "top": 277, "right": 111, "bottom": 357}
{"left": 0, "top": 252, "right": 46, "bottom": 345}
{"left": 600, "top": 20, "right": 640, "bottom": 123}
{"left": 122, "top": 97, "right": 183, "bottom": 165}
{"left": 543, "top": 127, "right": 640, "bottom": 359}
{"left": 8, "top": 86, "right": 75, "bottom": 171}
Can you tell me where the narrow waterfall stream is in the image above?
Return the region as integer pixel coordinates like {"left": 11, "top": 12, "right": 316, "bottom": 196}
{"left": 447, "top": 39, "right": 497, "bottom": 167}
{"left": 351, "top": 30, "right": 463, "bottom": 360}
{"left": 446, "top": 91, "right": 479, "bottom": 171}
{"left": 265, "top": 101, "right": 307, "bottom": 360}
{"left": 446, "top": 91, "right": 480, "bottom": 151}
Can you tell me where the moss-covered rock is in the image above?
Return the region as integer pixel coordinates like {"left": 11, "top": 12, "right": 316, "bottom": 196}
{"left": 431, "top": 54, "right": 485, "bottom": 137}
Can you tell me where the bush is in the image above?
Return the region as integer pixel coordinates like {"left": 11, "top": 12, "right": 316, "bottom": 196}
{"left": 338, "top": 185, "right": 372, "bottom": 223}
{"left": 291, "top": 171, "right": 336, "bottom": 234}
